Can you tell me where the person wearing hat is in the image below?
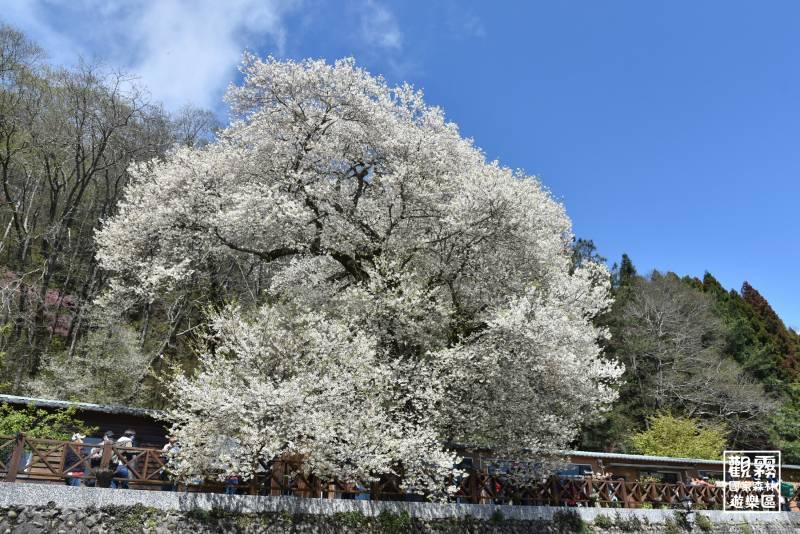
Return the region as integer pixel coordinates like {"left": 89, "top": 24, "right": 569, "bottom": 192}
{"left": 64, "top": 432, "right": 86, "bottom": 487}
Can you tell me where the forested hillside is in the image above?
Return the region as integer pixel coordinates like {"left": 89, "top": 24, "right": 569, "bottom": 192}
{"left": 1, "top": 23, "right": 798, "bottom": 463}
{"left": 577, "top": 244, "right": 800, "bottom": 461}
{"left": 0, "top": 24, "right": 218, "bottom": 401}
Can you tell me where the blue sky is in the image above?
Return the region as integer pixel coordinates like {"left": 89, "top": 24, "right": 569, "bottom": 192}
{"left": 5, "top": 0, "right": 799, "bottom": 328}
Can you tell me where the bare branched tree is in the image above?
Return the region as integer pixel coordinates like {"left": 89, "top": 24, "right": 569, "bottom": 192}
{"left": 613, "top": 272, "right": 774, "bottom": 445}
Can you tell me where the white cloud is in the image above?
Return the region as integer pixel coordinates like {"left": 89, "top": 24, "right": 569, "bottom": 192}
{"left": 3, "top": 0, "right": 301, "bottom": 110}
{"left": 359, "top": 0, "right": 402, "bottom": 51}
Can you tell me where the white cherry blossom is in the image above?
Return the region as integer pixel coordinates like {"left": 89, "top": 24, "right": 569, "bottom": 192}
{"left": 96, "top": 56, "right": 623, "bottom": 493}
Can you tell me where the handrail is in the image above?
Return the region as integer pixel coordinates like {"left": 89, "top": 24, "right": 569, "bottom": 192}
{"left": 0, "top": 434, "right": 762, "bottom": 508}
{"left": 0, "top": 433, "right": 167, "bottom": 487}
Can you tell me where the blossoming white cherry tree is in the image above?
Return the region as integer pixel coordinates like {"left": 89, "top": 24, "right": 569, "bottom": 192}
{"left": 96, "top": 56, "right": 623, "bottom": 494}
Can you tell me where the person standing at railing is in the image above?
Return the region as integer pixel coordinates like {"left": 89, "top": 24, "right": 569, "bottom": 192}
{"left": 160, "top": 435, "right": 180, "bottom": 491}
{"left": 64, "top": 433, "right": 86, "bottom": 487}
{"left": 112, "top": 429, "right": 136, "bottom": 489}
{"left": 87, "top": 431, "right": 117, "bottom": 488}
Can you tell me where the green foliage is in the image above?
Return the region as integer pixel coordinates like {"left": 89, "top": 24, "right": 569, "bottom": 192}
{"left": 630, "top": 413, "right": 727, "bottom": 460}
{"left": 582, "top": 265, "right": 769, "bottom": 453}
{"left": 613, "top": 512, "right": 642, "bottom": 532}
{"left": 376, "top": 511, "right": 412, "bottom": 534}
{"left": 104, "top": 504, "right": 160, "bottom": 534}
{"left": 610, "top": 253, "right": 637, "bottom": 289}
{"left": 700, "top": 273, "right": 800, "bottom": 458}
{"left": 185, "top": 508, "right": 211, "bottom": 522}
{"left": 695, "top": 513, "right": 712, "bottom": 532}
{"left": 235, "top": 514, "right": 255, "bottom": 530}
{"left": 571, "top": 238, "right": 607, "bottom": 273}
{"left": 0, "top": 403, "right": 96, "bottom": 439}
{"left": 334, "top": 511, "right": 369, "bottom": 528}
{"left": 638, "top": 475, "right": 661, "bottom": 484}
{"left": 673, "top": 510, "right": 691, "bottom": 532}
{"left": 663, "top": 517, "right": 679, "bottom": 534}
{"left": 701, "top": 273, "right": 799, "bottom": 385}
{"left": 584, "top": 263, "right": 800, "bottom": 456}
{"left": 593, "top": 514, "right": 613, "bottom": 528}
{"left": 489, "top": 509, "right": 504, "bottom": 524}
{"left": 551, "top": 510, "right": 588, "bottom": 534}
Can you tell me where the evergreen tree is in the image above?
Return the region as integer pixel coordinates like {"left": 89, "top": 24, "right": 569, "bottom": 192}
{"left": 611, "top": 253, "right": 637, "bottom": 289}
{"left": 571, "top": 238, "right": 606, "bottom": 272}
{"left": 741, "top": 282, "right": 800, "bottom": 375}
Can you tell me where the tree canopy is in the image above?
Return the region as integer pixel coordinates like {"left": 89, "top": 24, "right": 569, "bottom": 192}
{"left": 0, "top": 23, "right": 218, "bottom": 401}
{"left": 3, "top": 21, "right": 800, "bottom": 486}
{"left": 96, "top": 56, "right": 622, "bottom": 490}
{"left": 0, "top": 403, "right": 95, "bottom": 440}
{"left": 630, "top": 413, "right": 727, "bottom": 460}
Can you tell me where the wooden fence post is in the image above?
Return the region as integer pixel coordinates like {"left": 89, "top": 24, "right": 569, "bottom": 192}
{"left": 4, "top": 433, "right": 24, "bottom": 482}
{"left": 469, "top": 471, "right": 479, "bottom": 504}
{"left": 619, "top": 481, "right": 629, "bottom": 508}
{"left": 93, "top": 441, "right": 115, "bottom": 488}
{"left": 100, "top": 441, "right": 112, "bottom": 471}
{"left": 550, "top": 477, "right": 559, "bottom": 506}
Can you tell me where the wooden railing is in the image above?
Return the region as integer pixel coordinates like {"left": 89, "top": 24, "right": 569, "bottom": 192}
{"left": 0, "top": 433, "right": 726, "bottom": 507}
{"left": 267, "top": 458, "right": 407, "bottom": 500}
{"left": 0, "top": 434, "right": 166, "bottom": 488}
{"left": 452, "top": 473, "right": 724, "bottom": 508}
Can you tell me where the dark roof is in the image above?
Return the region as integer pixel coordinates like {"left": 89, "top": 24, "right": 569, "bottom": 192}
{"left": 565, "top": 450, "right": 722, "bottom": 466}
{"left": 0, "top": 394, "right": 164, "bottom": 419}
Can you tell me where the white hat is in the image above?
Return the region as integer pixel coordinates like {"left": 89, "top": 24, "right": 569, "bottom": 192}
{"left": 71, "top": 433, "right": 86, "bottom": 441}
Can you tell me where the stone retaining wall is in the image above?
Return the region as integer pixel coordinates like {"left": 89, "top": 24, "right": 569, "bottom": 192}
{"left": 1, "top": 482, "right": 800, "bottom": 533}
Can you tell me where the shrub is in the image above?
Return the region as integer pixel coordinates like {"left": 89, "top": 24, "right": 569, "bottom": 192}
{"left": 594, "top": 513, "right": 613, "bottom": 528}
{"left": 552, "top": 510, "right": 589, "bottom": 534}
{"left": 376, "top": 511, "right": 412, "bottom": 534}
{"left": 695, "top": 513, "right": 713, "bottom": 532}
{"left": 490, "top": 509, "right": 504, "bottom": 524}
{"left": 334, "top": 511, "right": 369, "bottom": 529}
{"left": 664, "top": 518, "right": 679, "bottom": 534}
{"left": 614, "top": 512, "right": 642, "bottom": 532}
{"left": 105, "top": 504, "right": 159, "bottom": 534}
{"left": 673, "top": 510, "right": 692, "bottom": 531}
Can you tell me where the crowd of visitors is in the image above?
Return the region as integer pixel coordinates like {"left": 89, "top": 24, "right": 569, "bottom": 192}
{"left": 59, "top": 431, "right": 257, "bottom": 494}
{"left": 62, "top": 428, "right": 176, "bottom": 490}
